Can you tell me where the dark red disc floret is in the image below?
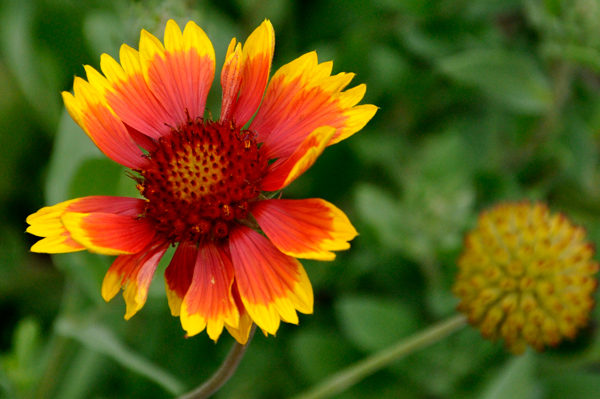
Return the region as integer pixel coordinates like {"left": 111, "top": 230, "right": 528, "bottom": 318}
{"left": 136, "top": 118, "right": 267, "bottom": 243}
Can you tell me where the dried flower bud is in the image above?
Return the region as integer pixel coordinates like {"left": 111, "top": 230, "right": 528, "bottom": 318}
{"left": 453, "top": 202, "right": 598, "bottom": 354}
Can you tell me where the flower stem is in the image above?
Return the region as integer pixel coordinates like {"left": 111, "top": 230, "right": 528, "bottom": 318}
{"left": 291, "top": 314, "right": 468, "bottom": 399}
{"left": 176, "top": 324, "right": 257, "bottom": 399}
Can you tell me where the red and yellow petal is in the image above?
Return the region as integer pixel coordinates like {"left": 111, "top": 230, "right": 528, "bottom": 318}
{"left": 102, "top": 238, "right": 169, "bottom": 319}
{"left": 139, "top": 20, "right": 215, "bottom": 127}
{"left": 250, "top": 51, "right": 377, "bottom": 160}
{"left": 329, "top": 85, "right": 377, "bottom": 145}
{"left": 259, "top": 126, "right": 334, "bottom": 191}
{"left": 224, "top": 282, "right": 254, "bottom": 344}
{"left": 84, "top": 45, "right": 172, "bottom": 140}
{"left": 180, "top": 242, "right": 239, "bottom": 341}
{"left": 229, "top": 226, "right": 313, "bottom": 335}
{"left": 29, "top": 234, "right": 83, "bottom": 254}
{"left": 26, "top": 197, "right": 145, "bottom": 254}
{"left": 164, "top": 241, "right": 197, "bottom": 317}
{"left": 27, "top": 198, "right": 83, "bottom": 253}
{"left": 61, "top": 212, "right": 156, "bottom": 256}
{"left": 125, "top": 124, "right": 160, "bottom": 152}
{"left": 251, "top": 198, "right": 358, "bottom": 261}
{"left": 62, "top": 79, "right": 147, "bottom": 169}
{"left": 220, "top": 40, "right": 243, "bottom": 121}
{"left": 229, "top": 19, "right": 274, "bottom": 126}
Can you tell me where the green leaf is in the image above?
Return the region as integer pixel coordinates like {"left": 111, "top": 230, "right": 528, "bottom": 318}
{"left": 0, "top": 0, "right": 61, "bottom": 129}
{"left": 368, "top": 45, "right": 409, "bottom": 98}
{"left": 13, "top": 319, "right": 40, "bottom": 373}
{"left": 478, "top": 352, "right": 537, "bottom": 399}
{"left": 0, "top": 227, "right": 25, "bottom": 284}
{"left": 52, "top": 348, "right": 105, "bottom": 399}
{"left": 438, "top": 49, "right": 552, "bottom": 113}
{"left": 0, "top": 62, "right": 39, "bottom": 201}
{"left": 354, "top": 184, "right": 406, "bottom": 251}
{"left": 558, "top": 113, "right": 598, "bottom": 190}
{"left": 335, "top": 296, "right": 420, "bottom": 352}
{"left": 544, "top": 372, "right": 600, "bottom": 399}
{"left": 0, "top": 368, "right": 16, "bottom": 399}
{"left": 69, "top": 158, "right": 125, "bottom": 199}
{"left": 83, "top": 10, "right": 126, "bottom": 59}
{"left": 354, "top": 132, "right": 475, "bottom": 262}
{"left": 45, "top": 111, "right": 104, "bottom": 205}
{"left": 290, "top": 330, "right": 359, "bottom": 384}
{"left": 0, "top": 318, "right": 42, "bottom": 395}
{"left": 55, "top": 318, "right": 185, "bottom": 395}
{"left": 544, "top": 43, "right": 600, "bottom": 73}
{"left": 51, "top": 252, "right": 109, "bottom": 305}
{"left": 372, "top": 0, "right": 434, "bottom": 15}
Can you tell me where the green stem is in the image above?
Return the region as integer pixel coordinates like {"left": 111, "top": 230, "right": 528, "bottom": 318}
{"left": 176, "top": 324, "right": 257, "bottom": 399}
{"left": 291, "top": 314, "right": 468, "bottom": 399}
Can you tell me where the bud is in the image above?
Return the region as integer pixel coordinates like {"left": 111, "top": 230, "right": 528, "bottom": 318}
{"left": 453, "top": 202, "right": 598, "bottom": 354}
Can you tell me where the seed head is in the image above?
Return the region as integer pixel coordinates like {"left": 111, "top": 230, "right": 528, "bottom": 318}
{"left": 453, "top": 202, "right": 598, "bottom": 354}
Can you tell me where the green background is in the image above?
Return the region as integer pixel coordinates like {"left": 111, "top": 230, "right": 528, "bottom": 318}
{"left": 2, "top": 0, "right": 600, "bottom": 398}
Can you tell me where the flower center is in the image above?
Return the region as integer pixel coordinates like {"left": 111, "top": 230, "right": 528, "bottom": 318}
{"left": 136, "top": 118, "right": 266, "bottom": 243}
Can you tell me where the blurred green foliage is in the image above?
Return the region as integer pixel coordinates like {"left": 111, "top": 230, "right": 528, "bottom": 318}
{"left": 2, "top": 0, "right": 600, "bottom": 398}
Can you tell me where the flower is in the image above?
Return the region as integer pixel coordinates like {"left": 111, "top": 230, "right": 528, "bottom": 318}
{"left": 453, "top": 202, "right": 598, "bottom": 354}
{"left": 26, "top": 20, "right": 376, "bottom": 343}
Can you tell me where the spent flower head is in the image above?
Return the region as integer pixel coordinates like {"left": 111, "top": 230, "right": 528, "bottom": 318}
{"left": 26, "top": 19, "right": 376, "bottom": 343}
{"left": 453, "top": 202, "right": 598, "bottom": 354}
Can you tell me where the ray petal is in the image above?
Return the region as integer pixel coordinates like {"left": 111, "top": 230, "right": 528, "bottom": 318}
{"left": 63, "top": 79, "right": 147, "bottom": 169}
{"left": 252, "top": 198, "right": 357, "bottom": 261}
{"left": 61, "top": 212, "right": 156, "bottom": 256}
{"left": 27, "top": 197, "right": 145, "bottom": 254}
{"left": 139, "top": 20, "right": 216, "bottom": 127}
{"left": 180, "top": 242, "right": 239, "bottom": 341}
{"left": 229, "top": 226, "right": 313, "bottom": 335}
{"left": 102, "top": 238, "right": 169, "bottom": 319}
{"left": 250, "top": 52, "right": 377, "bottom": 160}
{"left": 164, "top": 241, "right": 197, "bottom": 317}
{"left": 230, "top": 20, "right": 274, "bottom": 126}
{"left": 259, "top": 126, "right": 334, "bottom": 191}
